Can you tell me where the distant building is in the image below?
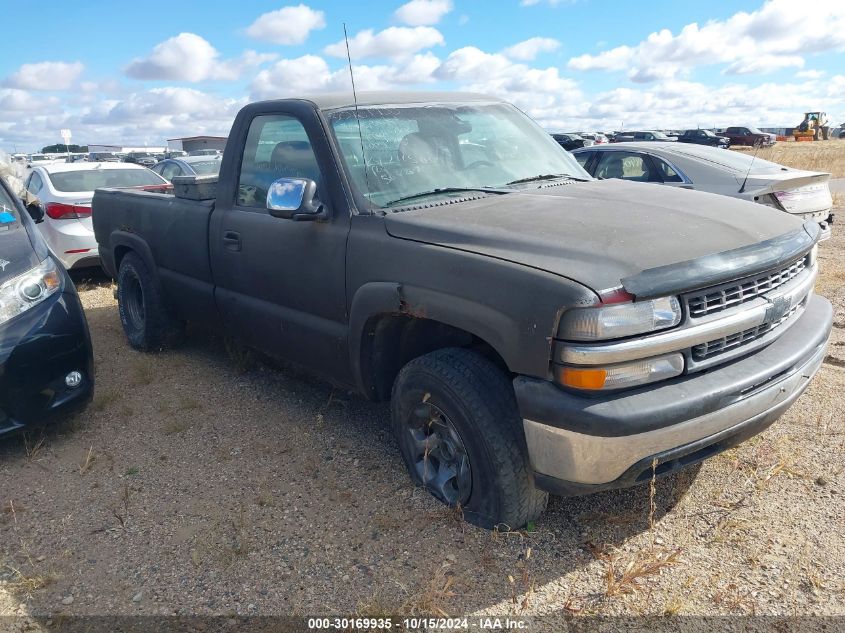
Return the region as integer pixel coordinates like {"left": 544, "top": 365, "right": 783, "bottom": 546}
{"left": 167, "top": 136, "right": 228, "bottom": 154}
{"left": 88, "top": 144, "right": 166, "bottom": 154}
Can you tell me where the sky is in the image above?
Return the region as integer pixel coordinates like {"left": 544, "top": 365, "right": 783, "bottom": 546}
{"left": 1, "top": 0, "right": 844, "bottom": 152}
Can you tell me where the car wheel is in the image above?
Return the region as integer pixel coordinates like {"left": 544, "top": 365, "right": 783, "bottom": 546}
{"left": 391, "top": 348, "right": 548, "bottom": 530}
{"left": 116, "top": 252, "right": 184, "bottom": 351}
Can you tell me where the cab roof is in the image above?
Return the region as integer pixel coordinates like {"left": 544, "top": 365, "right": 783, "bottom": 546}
{"left": 258, "top": 91, "right": 502, "bottom": 111}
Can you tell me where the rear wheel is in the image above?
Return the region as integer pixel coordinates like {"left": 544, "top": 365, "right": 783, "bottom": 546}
{"left": 116, "top": 252, "right": 184, "bottom": 351}
{"left": 391, "top": 348, "right": 547, "bottom": 530}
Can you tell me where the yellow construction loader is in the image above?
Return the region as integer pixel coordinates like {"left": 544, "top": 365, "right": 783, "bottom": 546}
{"left": 794, "top": 112, "right": 829, "bottom": 141}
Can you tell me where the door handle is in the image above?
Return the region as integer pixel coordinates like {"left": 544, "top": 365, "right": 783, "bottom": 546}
{"left": 223, "top": 231, "right": 241, "bottom": 251}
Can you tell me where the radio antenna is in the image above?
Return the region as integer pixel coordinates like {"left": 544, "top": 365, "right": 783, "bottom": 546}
{"left": 739, "top": 136, "right": 763, "bottom": 193}
{"left": 343, "top": 23, "right": 371, "bottom": 203}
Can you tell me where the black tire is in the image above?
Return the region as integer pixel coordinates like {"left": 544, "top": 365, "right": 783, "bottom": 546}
{"left": 391, "top": 348, "right": 548, "bottom": 530}
{"left": 116, "top": 252, "right": 184, "bottom": 351}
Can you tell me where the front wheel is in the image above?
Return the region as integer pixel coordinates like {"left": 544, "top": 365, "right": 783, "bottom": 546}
{"left": 391, "top": 348, "right": 547, "bottom": 529}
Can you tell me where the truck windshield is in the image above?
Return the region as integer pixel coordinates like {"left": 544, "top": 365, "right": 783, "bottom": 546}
{"left": 327, "top": 102, "right": 591, "bottom": 208}
{"left": 48, "top": 169, "right": 167, "bottom": 192}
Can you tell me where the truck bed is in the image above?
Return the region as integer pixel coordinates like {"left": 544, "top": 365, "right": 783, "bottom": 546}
{"left": 92, "top": 188, "right": 217, "bottom": 324}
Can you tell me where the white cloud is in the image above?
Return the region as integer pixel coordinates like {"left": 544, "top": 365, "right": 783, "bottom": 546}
{"left": 502, "top": 37, "right": 560, "bottom": 61}
{"left": 394, "top": 0, "right": 453, "bottom": 26}
{"left": 723, "top": 54, "right": 804, "bottom": 75}
{"left": 435, "top": 47, "right": 583, "bottom": 120}
{"left": 3, "top": 61, "right": 84, "bottom": 91}
{"left": 245, "top": 4, "right": 326, "bottom": 45}
{"left": 324, "top": 26, "right": 444, "bottom": 59}
{"left": 567, "top": 0, "right": 845, "bottom": 82}
{"left": 125, "top": 33, "right": 275, "bottom": 82}
{"left": 250, "top": 53, "right": 441, "bottom": 100}
{"left": 796, "top": 69, "right": 825, "bottom": 79}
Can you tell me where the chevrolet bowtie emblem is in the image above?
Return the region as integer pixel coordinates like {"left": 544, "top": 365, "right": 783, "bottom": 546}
{"left": 765, "top": 294, "right": 793, "bottom": 324}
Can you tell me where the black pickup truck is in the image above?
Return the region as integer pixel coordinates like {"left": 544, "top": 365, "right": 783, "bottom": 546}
{"left": 93, "top": 92, "right": 832, "bottom": 529}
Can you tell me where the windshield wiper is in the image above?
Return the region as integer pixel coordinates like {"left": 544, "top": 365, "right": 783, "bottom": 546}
{"left": 505, "top": 173, "right": 587, "bottom": 185}
{"left": 384, "top": 187, "right": 508, "bottom": 208}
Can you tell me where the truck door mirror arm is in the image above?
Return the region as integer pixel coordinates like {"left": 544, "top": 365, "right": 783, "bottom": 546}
{"left": 266, "top": 178, "right": 326, "bottom": 221}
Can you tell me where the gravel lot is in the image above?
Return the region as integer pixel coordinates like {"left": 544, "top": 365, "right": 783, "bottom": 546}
{"left": 1, "top": 204, "right": 843, "bottom": 628}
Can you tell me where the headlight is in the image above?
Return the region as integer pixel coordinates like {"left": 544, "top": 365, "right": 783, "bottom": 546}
{"left": 558, "top": 296, "right": 682, "bottom": 341}
{"left": 556, "top": 353, "right": 684, "bottom": 391}
{"left": 0, "top": 258, "right": 62, "bottom": 326}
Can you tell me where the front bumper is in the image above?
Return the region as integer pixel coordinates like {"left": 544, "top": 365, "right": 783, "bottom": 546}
{"left": 0, "top": 285, "right": 94, "bottom": 436}
{"left": 515, "top": 295, "right": 832, "bottom": 495}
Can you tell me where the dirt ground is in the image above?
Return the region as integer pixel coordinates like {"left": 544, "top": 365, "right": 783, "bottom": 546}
{"left": 1, "top": 204, "right": 844, "bottom": 629}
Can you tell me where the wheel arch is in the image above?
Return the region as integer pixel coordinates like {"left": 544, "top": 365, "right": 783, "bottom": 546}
{"left": 349, "top": 282, "right": 518, "bottom": 401}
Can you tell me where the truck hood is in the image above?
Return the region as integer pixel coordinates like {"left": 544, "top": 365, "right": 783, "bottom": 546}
{"left": 383, "top": 179, "right": 808, "bottom": 295}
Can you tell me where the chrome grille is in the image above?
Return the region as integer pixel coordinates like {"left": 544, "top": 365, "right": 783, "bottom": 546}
{"left": 692, "top": 304, "right": 800, "bottom": 360}
{"left": 686, "top": 256, "right": 808, "bottom": 318}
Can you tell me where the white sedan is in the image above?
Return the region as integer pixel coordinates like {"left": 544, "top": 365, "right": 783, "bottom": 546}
{"left": 23, "top": 162, "right": 170, "bottom": 269}
{"left": 572, "top": 142, "right": 833, "bottom": 239}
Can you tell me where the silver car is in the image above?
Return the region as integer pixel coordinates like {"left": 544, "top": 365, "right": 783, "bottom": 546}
{"left": 151, "top": 155, "right": 222, "bottom": 181}
{"left": 573, "top": 142, "right": 833, "bottom": 239}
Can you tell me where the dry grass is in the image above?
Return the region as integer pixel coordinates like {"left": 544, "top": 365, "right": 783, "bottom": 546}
{"left": 732, "top": 141, "right": 845, "bottom": 178}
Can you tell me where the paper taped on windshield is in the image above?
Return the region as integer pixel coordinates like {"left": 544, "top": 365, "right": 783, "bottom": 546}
{"left": 621, "top": 222, "right": 820, "bottom": 299}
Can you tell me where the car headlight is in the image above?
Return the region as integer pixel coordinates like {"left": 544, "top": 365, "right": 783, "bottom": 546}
{"left": 0, "top": 258, "right": 62, "bottom": 326}
{"left": 558, "top": 296, "right": 682, "bottom": 341}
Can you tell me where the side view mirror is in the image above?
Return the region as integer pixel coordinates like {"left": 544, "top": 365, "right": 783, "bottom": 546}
{"left": 26, "top": 200, "right": 45, "bottom": 223}
{"left": 266, "top": 178, "right": 324, "bottom": 221}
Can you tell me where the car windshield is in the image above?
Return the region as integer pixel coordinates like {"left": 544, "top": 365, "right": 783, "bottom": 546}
{"left": 327, "top": 101, "right": 590, "bottom": 208}
{"left": 747, "top": 127, "right": 764, "bottom": 135}
{"left": 0, "top": 183, "right": 21, "bottom": 231}
{"left": 47, "top": 168, "right": 167, "bottom": 192}
{"left": 188, "top": 160, "right": 221, "bottom": 175}
{"left": 650, "top": 131, "right": 670, "bottom": 139}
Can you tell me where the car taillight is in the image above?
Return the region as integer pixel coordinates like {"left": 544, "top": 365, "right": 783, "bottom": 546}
{"left": 45, "top": 202, "right": 92, "bottom": 220}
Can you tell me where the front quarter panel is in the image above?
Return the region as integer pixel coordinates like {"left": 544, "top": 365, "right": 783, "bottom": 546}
{"left": 346, "top": 214, "right": 599, "bottom": 383}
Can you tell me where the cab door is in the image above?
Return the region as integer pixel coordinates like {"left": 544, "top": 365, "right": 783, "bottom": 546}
{"left": 209, "top": 107, "right": 352, "bottom": 384}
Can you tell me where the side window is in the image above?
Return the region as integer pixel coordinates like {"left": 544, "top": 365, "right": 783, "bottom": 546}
{"left": 27, "top": 172, "right": 43, "bottom": 195}
{"left": 595, "top": 152, "right": 652, "bottom": 181}
{"left": 161, "top": 163, "right": 182, "bottom": 181}
{"left": 652, "top": 156, "right": 683, "bottom": 183}
{"left": 574, "top": 151, "right": 593, "bottom": 169}
{"left": 237, "top": 114, "right": 320, "bottom": 209}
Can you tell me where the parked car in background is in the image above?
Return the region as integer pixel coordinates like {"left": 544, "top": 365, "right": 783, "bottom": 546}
{"left": 0, "top": 173, "right": 93, "bottom": 436}
{"left": 578, "top": 132, "right": 608, "bottom": 145}
{"left": 23, "top": 162, "right": 170, "bottom": 269}
{"left": 87, "top": 152, "right": 120, "bottom": 162}
{"left": 124, "top": 152, "right": 158, "bottom": 167}
{"left": 722, "top": 127, "right": 776, "bottom": 147}
{"left": 572, "top": 142, "right": 833, "bottom": 239}
{"left": 151, "top": 154, "right": 223, "bottom": 181}
{"left": 551, "top": 133, "right": 593, "bottom": 151}
{"left": 611, "top": 130, "right": 675, "bottom": 143}
{"left": 165, "top": 150, "right": 188, "bottom": 159}
{"left": 93, "top": 91, "right": 830, "bottom": 529}
{"left": 678, "top": 129, "right": 730, "bottom": 148}
{"left": 27, "top": 154, "right": 59, "bottom": 166}
{"left": 188, "top": 149, "right": 222, "bottom": 157}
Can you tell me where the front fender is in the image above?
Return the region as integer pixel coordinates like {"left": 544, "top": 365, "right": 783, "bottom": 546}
{"left": 348, "top": 281, "right": 530, "bottom": 398}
